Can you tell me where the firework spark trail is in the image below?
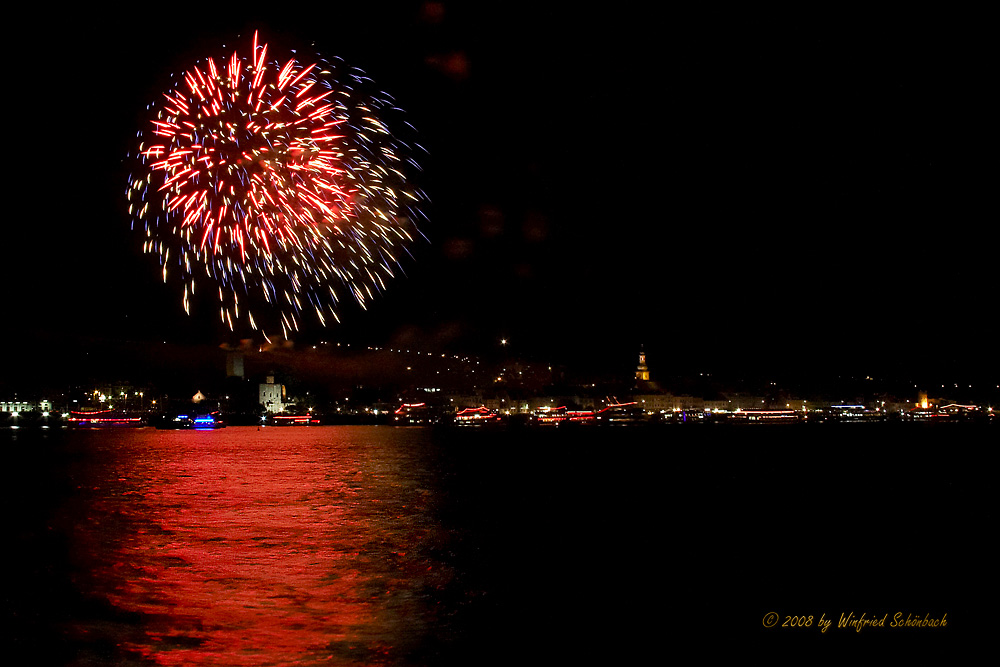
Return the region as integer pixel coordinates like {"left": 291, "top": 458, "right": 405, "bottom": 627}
{"left": 127, "top": 32, "right": 427, "bottom": 340}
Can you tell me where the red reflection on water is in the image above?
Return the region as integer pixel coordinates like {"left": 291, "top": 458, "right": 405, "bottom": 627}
{"left": 74, "top": 427, "right": 448, "bottom": 665}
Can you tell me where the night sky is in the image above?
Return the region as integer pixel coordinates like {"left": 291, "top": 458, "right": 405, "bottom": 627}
{"left": 5, "top": 4, "right": 995, "bottom": 393}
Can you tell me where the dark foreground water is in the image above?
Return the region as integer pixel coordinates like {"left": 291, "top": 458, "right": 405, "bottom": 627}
{"left": 4, "top": 423, "right": 991, "bottom": 665}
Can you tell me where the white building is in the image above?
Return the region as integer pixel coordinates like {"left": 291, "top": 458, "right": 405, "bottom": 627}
{"left": 1, "top": 398, "right": 52, "bottom": 413}
{"left": 259, "top": 376, "right": 286, "bottom": 413}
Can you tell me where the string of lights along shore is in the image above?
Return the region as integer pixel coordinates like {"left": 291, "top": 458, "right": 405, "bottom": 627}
{"left": 126, "top": 31, "right": 428, "bottom": 341}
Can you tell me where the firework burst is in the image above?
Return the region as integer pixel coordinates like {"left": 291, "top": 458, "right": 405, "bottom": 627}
{"left": 126, "top": 31, "right": 427, "bottom": 339}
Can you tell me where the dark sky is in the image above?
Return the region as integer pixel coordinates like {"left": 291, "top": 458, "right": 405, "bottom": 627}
{"left": 4, "top": 3, "right": 995, "bottom": 391}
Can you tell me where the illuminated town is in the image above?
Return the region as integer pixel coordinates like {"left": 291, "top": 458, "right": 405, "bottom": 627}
{"left": 2, "top": 344, "right": 994, "bottom": 428}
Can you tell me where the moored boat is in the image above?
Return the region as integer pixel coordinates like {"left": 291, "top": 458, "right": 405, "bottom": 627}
{"left": 152, "top": 411, "right": 226, "bottom": 429}
{"left": 69, "top": 410, "right": 145, "bottom": 428}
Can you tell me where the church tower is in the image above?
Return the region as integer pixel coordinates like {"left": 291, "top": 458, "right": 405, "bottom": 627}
{"left": 636, "top": 346, "right": 650, "bottom": 382}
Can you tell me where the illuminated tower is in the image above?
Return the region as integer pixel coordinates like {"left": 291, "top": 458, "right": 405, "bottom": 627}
{"left": 636, "top": 347, "right": 650, "bottom": 382}
{"left": 259, "top": 375, "right": 286, "bottom": 413}
{"left": 226, "top": 352, "right": 245, "bottom": 378}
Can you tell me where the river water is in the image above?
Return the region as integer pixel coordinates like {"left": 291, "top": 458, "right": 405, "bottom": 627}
{"left": 4, "top": 423, "right": 990, "bottom": 664}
